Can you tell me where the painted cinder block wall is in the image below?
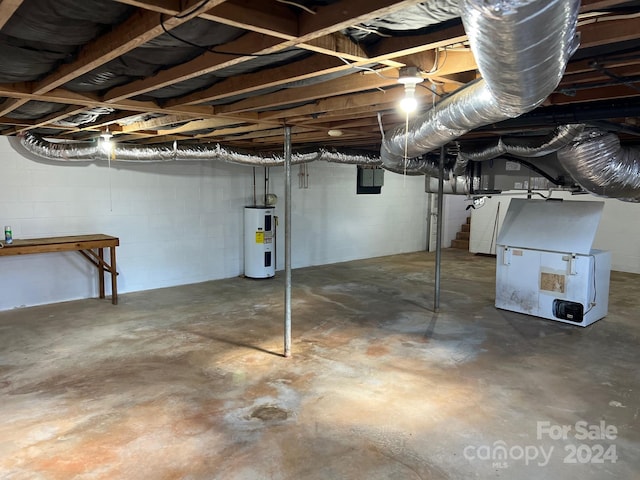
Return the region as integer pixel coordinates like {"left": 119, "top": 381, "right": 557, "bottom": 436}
{"left": 0, "top": 137, "right": 428, "bottom": 310}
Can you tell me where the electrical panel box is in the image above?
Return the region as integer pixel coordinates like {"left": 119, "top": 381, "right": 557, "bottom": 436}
{"left": 373, "top": 168, "right": 384, "bottom": 186}
{"left": 361, "top": 168, "right": 374, "bottom": 186}
{"left": 357, "top": 166, "right": 383, "bottom": 194}
{"left": 495, "top": 199, "right": 611, "bottom": 326}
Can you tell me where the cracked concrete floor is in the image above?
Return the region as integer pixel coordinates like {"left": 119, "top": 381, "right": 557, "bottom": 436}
{"left": 0, "top": 249, "right": 638, "bottom": 479}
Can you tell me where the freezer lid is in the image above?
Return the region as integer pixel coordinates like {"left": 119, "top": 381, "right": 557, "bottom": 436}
{"left": 496, "top": 199, "right": 604, "bottom": 254}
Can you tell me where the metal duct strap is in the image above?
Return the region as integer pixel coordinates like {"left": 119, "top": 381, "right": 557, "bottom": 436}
{"left": 557, "top": 130, "right": 640, "bottom": 202}
{"left": 380, "top": 0, "right": 580, "bottom": 172}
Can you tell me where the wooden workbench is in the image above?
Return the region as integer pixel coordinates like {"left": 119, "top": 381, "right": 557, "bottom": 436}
{"left": 0, "top": 234, "right": 120, "bottom": 304}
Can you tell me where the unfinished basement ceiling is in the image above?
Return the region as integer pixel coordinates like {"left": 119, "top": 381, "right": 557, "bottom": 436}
{"left": 1, "top": 0, "right": 640, "bottom": 155}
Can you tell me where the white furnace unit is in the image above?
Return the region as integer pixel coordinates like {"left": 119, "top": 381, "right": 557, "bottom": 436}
{"left": 244, "top": 206, "right": 275, "bottom": 279}
{"left": 495, "top": 199, "right": 611, "bottom": 326}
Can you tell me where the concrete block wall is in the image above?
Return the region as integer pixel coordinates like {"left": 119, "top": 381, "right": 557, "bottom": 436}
{"left": 0, "top": 137, "right": 428, "bottom": 310}
{"left": 269, "top": 162, "right": 427, "bottom": 268}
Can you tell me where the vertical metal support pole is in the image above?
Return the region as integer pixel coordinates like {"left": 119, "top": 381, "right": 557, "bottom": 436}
{"left": 426, "top": 191, "right": 432, "bottom": 252}
{"left": 434, "top": 146, "right": 445, "bottom": 312}
{"left": 284, "top": 126, "right": 292, "bottom": 357}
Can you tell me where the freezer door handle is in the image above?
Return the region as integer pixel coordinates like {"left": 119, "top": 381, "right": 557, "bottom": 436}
{"left": 565, "top": 253, "right": 577, "bottom": 275}
{"left": 502, "top": 247, "right": 511, "bottom": 266}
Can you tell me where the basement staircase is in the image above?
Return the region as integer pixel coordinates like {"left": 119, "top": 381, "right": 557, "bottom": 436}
{"left": 451, "top": 216, "right": 470, "bottom": 250}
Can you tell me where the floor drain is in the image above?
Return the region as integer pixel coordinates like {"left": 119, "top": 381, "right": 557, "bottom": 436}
{"left": 251, "top": 405, "right": 289, "bottom": 421}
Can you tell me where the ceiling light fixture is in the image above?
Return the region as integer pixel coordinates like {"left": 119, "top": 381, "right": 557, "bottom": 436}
{"left": 398, "top": 67, "right": 424, "bottom": 114}
{"left": 100, "top": 127, "right": 113, "bottom": 153}
{"left": 100, "top": 126, "right": 113, "bottom": 142}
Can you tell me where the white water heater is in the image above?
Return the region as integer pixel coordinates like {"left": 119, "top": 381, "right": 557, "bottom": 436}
{"left": 244, "top": 206, "right": 275, "bottom": 278}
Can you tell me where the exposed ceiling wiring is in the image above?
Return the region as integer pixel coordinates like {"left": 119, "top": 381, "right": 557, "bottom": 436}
{"left": 348, "top": 25, "right": 392, "bottom": 37}
{"left": 589, "top": 60, "right": 640, "bottom": 93}
{"left": 275, "top": 0, "right": 317, "bottom": 15}
{"left": 336, "top": 56, "right": 397, "bottom": 80}
{"left": 175, "top": 0, "right": 213, "bottom": 18}
{"left": 376, "top": 112, "right": 385, "bottom": 140}
{"left": 425, "top": 47, "right": 448, "bottom": 76}
{"left": 577, "top": 11, "right": 640, "bottom": 27}
{"left": 418, "top": 81, "right": 444, "bottom": 98}
{"left": 159, "top": 14, "right": 291, "bottom": 57}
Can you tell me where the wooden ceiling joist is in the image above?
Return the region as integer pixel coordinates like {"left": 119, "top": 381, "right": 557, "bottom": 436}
{"left": 14, "top": 106, "right": 90, "bottom": 134}
{"left": 145, "top": 117, "right": 248, "bottom": 136}
{"left": 32, "top": 4, "right": 224, "bottom": 97}
{"left": 549, "top": 84, "right": 640, "bottom": 104}
{"left": 578, "top": 15, "right": 640, "bottom": 50}
{"left": 115, "top": 0, "right": 298, "bottom": 40}
{"left": 0, "top": 98, "right": 28, "bottom": 118}
{"left": 214, "top": 71, "right": 399, "bottom": 115}
{"left": 167, "top": 55, "right": 348, "bottom": 107}
{"left": 104, "top": 0, "right": 424, "bottom": 105}
{"left": 118, "top": 114, "right": 200, "bottom": 133}
{"left": 104, "top": 33, "right": 284, "bottom": 103}
{"left": 0, "top": 0, "right": 22, "bottom": 30}
{"left": 0, "top": 1, "right": 228, "bottom": 121}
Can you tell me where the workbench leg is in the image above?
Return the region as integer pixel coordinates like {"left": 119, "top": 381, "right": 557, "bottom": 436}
{"left": 98, "top": 248, "right": 105, "bottom": 299}
{"left": 110, "top": 246, "right": 118, "bottom": 305}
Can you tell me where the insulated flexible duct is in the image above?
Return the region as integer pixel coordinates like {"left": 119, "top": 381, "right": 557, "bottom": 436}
{"left": 347, "top": 0, "right": 461, "bottom": 40}
{"left": 453, "top": 124, "right": 585, "bottom": 174}
{"left": 380, "top": 0, "right": 579, "bottom": 171}
{"left": 557, "top": 130, "right": 640, "bottom": 202}
{"left": 10, "top": 132, "right": 381, "bottom": 167}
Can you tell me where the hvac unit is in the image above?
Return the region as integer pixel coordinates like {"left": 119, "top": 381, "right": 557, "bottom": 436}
{"left": 244, "top": 206, "right": 276, "bottom": 279}
{"left": 495, "top": 199, "right": 611, "bottom": 326}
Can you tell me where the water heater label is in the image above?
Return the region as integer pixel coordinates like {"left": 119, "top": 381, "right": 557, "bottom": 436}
{"left": 255, "top": 231, "right": 264, "bottom": 244}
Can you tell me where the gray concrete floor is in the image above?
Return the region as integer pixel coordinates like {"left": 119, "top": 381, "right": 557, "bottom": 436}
{"left": 0, "top": 249, "right": 638, "bottom": 479}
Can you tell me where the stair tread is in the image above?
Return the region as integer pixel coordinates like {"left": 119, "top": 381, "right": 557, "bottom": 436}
{"left": 451, "top": 239, "right": 469, "bottom": 250}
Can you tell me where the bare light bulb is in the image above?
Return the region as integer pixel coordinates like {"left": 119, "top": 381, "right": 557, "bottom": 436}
{"left": 399, "top": 83, "right": 418, "bottom": 113}
{"left": 99, "top": 127, "right": 114, "bottom": 153}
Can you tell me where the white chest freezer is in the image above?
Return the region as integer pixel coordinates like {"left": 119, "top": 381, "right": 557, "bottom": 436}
{"left": 495, "top": 199, "right": 611, "bottom": 326}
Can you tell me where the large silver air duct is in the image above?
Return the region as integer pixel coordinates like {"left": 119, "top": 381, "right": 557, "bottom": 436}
{"left": 380, "top": 0, "right": 580, "bottom": 171}
{"left": 557, "top": 130, "right": 640, "bottom": 203}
